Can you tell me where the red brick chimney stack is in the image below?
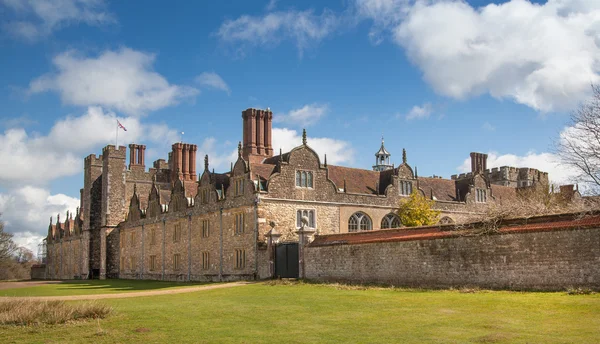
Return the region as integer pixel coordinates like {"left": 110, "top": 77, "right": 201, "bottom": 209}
{"left": 182, "top": 144, "right": 189, "bottom": 180}
{"left": 171, "top": 143, "right": 184, "bottom": 180}
{"left": 242, "top": 108, "right": 274, "bottom": 164}
{"left": 138, "top": 145, "right": 146, "bottom": 167}
{"left": 129, "top": 144, "right": 146, "bottom": 169}
{"left": 129, "top": 144, "right": 137, "bottom": 169}
{"left": 264, "top": 110, "right": 273, "bottom": 156}
{"left": 170, "top": 143, "right": 197, "bottom": 181}
{"left": 188, "top": 144, "right": 197, "bottom": 180}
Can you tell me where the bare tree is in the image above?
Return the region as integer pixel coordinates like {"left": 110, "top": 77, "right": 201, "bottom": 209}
{"left": 556, "top": 85, "right": 600, "bottom": 194}
{"left": 14, "top": 247, "right": 34, "bottom": 264}
{"left": 0, "top": 216, "right": 18, "bottom": 261}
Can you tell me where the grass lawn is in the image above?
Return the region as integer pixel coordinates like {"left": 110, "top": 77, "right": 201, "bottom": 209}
{"left": 0, "top": 279, "right": 207, "bottom": 297}
{"left": 2, "top": 282, "right": 600, "bottom": 343}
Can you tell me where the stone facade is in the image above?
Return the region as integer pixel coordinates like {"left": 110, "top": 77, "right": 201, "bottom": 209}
{"left": 44, "top": 107, "right": 567, "bottom": 283}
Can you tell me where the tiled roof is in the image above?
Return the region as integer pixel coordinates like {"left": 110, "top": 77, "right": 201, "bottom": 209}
{"left": 213, "top": 173, "right": 230, "bottom": 190}
{"left": 250, "top": 163, "right": 276, "bottom": 181}
{"left": 418, "top": 177, "right": 457, "bottom": 201}
{"left": 263, "top": 153, "right": 289, "bottom": 165}
{"left": 309, "top": 212, "right": 600, "bottom": 247}
{"left": 490, "top": 184, "right": 517, "bottom": 201}
{"left": 328, "top": 165, "right": 381, "bottom": 194}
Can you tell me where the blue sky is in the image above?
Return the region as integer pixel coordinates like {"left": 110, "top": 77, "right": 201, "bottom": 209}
{"left": 0, "top": 0, "right": 597, "bottom": 252}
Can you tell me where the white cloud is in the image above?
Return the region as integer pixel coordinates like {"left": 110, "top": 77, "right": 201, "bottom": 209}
{"left": 1, "top": 0, "right": 115, "bottom": 41}
{"left": 355, "top": 0, "right": 411, "bottom": 44}
{"left": 274, "top": 103, "right": 329, "bottom": 126}
{"left": 272, "top": 127, "right": 354, "bottom": 165}
{"left": 196, "top": 137, "right": 238, "bottom": 173}
{"left": 29, "top": 48, "right": 199, "bottom": 116}
{"left": 404, "top": 102, "right": 432, "bottom": 120}
{"left": 393, "top": 0, "right": 600, "bottom": 112}
{"left": 482, "top": 122, "right": 495, "bottom": 131}
{"left": 457, "top": 151, "right": 578, "bottom": 186}
{"left": 216, "top": 9, "right": 340, "bottom": 55}
{"left": 195, "top": 72, "right": 231, "bottom": 95}
{"left": 0, "top": 186, "right": 79, "bottom": 254}
{"left": 0, "top": 106, "right": 182, "bottom": 186}
{"left": 265, "top": 0, "right": 278, "bottom": 11}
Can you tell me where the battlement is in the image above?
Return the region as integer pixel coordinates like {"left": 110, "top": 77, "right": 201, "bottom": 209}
{"left": 451, "top": 165, "right": 550, "bottom": 185}
{"left": 102, "top": 145, "right": 127, "bottom": 158}
{"left": 84, "top": 154, "right": 103, "bottom": 166}
{"left": 153, "top": 159, "right": 168, "bottom": 170}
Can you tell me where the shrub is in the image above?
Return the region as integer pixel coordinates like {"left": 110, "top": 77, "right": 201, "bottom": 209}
{"left": 0, "top": 299, "right": 112, "bottom": 326}
{"left": 566, "top": 287, "right": 594, "bottom": 295}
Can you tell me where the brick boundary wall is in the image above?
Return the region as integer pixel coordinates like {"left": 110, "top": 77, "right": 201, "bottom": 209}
{"left": 305, "top": 215, "right": 600, "bottom": 290}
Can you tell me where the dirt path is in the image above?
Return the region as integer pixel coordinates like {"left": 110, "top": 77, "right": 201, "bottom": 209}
{"left": 0, "top": 282, "right": 251, "bottom": 301}
{"left": 0, "top": 280, "right": 64, "bottom": 290}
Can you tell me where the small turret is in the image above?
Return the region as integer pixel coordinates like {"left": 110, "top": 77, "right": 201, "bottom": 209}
{"left": 373, "top": 136, "right": 393, "bottom": 171}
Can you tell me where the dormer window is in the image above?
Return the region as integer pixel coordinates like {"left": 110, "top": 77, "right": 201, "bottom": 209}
{"left": 295, "top": 170, "right": 313, "bottom": 188}
{"left": 476, "top": 189, "right": 487, "bottom": 203}
{"left": 399, "top": 180, "right": 413, "bottom": 196}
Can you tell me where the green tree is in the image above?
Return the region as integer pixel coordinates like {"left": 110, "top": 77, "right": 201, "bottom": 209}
{"left": 398, "top": 191, "right": 441, "bottom": 227}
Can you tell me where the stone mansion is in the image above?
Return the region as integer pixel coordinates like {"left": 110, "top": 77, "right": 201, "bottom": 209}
{"left": 44, "top": 108, "right": 552, "bottom": 281}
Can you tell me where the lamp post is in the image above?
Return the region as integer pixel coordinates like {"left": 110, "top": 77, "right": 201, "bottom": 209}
{"left": 265, "top": 221, "right": 281, "bottom": 279}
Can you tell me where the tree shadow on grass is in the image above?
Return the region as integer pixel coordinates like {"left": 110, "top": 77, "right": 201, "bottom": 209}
{"left": 55, "top": 279, "right": 208, "bottom": 292}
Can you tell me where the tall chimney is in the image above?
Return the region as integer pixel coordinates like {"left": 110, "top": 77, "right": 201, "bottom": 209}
{"left": 171, "top": 143, "right": 184, "bottom": 180}
{"left": 182, "top": 144, "right": 189, "bottom": 180}
{"left": 129, "top": 144, "right": 138, "bottom": 169}
{"left": 189, "top": 144, "right": 197, "bottom": 180}
{"left": 256, "top": 111, "right": 264, "bottom": 154}
{"left": 242, "top": 108, "right": 274, "bottom": 164}
{"left": 243, "top": 109, "right": 257, "bottom": 156}
{"left": 470, "top": 152, "right": 488, "bottom": 173}
{"left": 138, "top": 145, "right": 146, "bottom": 167}
{"left": 264, "top": 109, "right": 273, "bottom": 155}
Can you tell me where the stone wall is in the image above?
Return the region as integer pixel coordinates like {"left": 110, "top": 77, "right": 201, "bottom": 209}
{"left": 305, "top": 227, "right": 600, "bottom": 290}
{"left": 119, "top": 202, "right": 267, "bottom": 281}
{"left": 30, "top": 265, "right": 46, "bottom": 279}
{"left": 46, "top": 237, "right": 86, "bottom": 280}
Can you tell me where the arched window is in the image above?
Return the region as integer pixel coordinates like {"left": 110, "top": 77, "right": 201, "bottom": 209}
{"left": 307, "top": 172, "right": 313, "bottom": 188}
{"left": 381, "top": 214, "right": 402, "bottom": 229}
{"left": 348, "top": 212, "right": 372, "bottom": 232}
{"left": 301, "top": 171, "right": 307, "bottom": 187}
{"left": 296, "top": 171, "right": 301, "bottom": 187}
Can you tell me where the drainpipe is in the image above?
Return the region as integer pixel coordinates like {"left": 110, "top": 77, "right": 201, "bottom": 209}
{"left": 254, "top": 195, "right": 260, "bottom": 280}
{"left": 79, "top": 237, "right": 83, "bottom": 278}
{"left": 60, "top": 239, "right": 63, "bottom": 279}
{"left": 188, "top": 214, "right": 192, "bottom": 282}
{"left": 219, "top": 207, "right": 223, "bottom": 282}
{"left": 162, "top": 218, "right": 166, "bottom": 281}
{"left": 141, "top": 224, "right": 144, "bottom": 280}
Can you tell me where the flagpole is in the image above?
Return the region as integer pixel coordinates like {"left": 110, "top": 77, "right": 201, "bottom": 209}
{"left": 116, "top": 120, "right": 118, "bottom": 148}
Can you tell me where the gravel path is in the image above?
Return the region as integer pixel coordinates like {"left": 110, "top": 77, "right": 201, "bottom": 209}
{"left": 0, "top": 282, "right": 251, "bottom": 301}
